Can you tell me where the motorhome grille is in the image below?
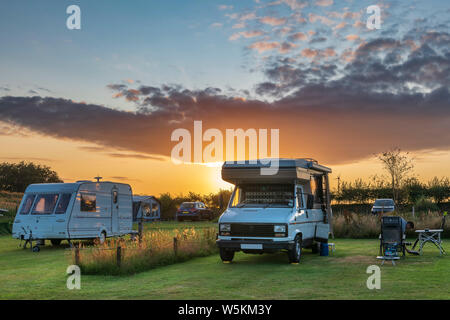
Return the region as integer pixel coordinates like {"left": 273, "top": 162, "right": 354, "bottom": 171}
{"left": 230, "top": 224, "right": 275, "bottom": 237}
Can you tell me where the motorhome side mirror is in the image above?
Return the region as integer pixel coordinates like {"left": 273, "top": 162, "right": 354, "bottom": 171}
{"left": 307, "top": 194, "right": 314, "bottom": 209}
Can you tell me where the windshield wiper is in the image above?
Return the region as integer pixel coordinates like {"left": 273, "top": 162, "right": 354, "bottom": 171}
{"left": 236, "top": 199, "right": 253, "bottom": 208}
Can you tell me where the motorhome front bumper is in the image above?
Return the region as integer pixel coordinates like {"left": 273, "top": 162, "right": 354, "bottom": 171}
{"left": 216, "top": 239, "right": 294, "bottom": 251}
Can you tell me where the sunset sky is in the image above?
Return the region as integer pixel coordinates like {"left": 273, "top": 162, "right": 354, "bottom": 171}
{"left": 0, "top": 0, "right": 449, "bottom": 196}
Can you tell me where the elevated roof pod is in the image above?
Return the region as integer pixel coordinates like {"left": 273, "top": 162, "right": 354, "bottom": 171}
{"left": 221, "top": 158, "right": 332, "bottom": 185}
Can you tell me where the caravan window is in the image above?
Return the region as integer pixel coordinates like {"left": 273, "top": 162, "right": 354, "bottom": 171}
{"left": 32, "top": 194, "right": 59, "bottom": 215}
{"left": 142, "top": 203, "right": 151, "bottom": 217}
{"left": 20, "top": 194, "right": 36, "bottom": 215}
{"left": 80, "top": 193, "right": 97, "bottom": 212}
{"left": 151, "top": 203, "right": 159, "bottom": 217}
{"left": 55, "top": 194, "right": 72, "bottom": 214}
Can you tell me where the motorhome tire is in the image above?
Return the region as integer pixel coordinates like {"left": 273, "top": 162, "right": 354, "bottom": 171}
{"left": 288, "top": 235, "right": 302, "bottom": 263}
{"left": 220, "top": 248, "right": 234, "bottom": 262}
{"left": 311, "top": 242, "right": 319, "bottom": 254}
{"left": 32, "top": 245, "right": 40, "bottom": 253}
{"left": 50, "top": 239, "right": 62, "bottom": 246}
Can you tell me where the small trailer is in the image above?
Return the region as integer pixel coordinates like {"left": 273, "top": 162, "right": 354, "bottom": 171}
{"left": 12, "top": 180, "right": 135, "bottom": 251}
{"left": 132, "top": 195, "right": 160, "bottom": 222}
{"left": 217, "top": 158, "right": 333, "bottom": 263}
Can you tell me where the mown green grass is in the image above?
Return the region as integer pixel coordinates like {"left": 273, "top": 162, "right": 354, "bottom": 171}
{"left": 1, "top": 224, "right": 448, "bottom": 300}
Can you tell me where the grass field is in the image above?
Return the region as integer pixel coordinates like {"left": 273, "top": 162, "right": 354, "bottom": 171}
{"left": 0, "top": 221, "right": 448, "bottom": 300}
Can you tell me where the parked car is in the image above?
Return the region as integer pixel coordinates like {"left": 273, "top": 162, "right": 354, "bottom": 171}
{"left": 217, "top": 158, "right": 333, "bottom": 263}
{"left": 371, "top": 198, "right": 395, "bottom": 215}
{"left": 176, "top": 201, "right": 213, "bottom": 221}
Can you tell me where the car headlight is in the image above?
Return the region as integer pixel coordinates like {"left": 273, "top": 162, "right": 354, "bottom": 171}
{"left": 220, "top": 224, "right": 231, "bottom": 232}
{"left": 274, "top": 225, "right": 286, "bottom": 233}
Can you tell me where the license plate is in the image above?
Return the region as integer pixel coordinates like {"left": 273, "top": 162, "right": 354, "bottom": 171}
{"left": 183, "top": 211, "right": 189, "bottom": 214}
{"left": 241, "top": 243, "right": 263, "bottom": 250}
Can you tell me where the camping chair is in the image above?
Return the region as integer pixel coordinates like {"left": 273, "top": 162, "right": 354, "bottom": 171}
{"left": 379, "top": 216, "right": 409, "bottom": 257}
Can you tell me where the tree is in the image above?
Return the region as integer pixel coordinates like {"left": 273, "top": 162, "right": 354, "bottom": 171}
{"left": 427, "top": 177, "right": 450, "bottom": 205}
{"left": 0, "top": 161, "right": 63, "bottom": 192}
{"left": 377, "top": 148, "right": 414, "bottom": 204}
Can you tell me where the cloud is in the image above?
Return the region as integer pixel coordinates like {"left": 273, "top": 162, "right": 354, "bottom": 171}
{"left": 248, "top": 41, "right": 281, "bottom": 53}
{"left": 1, "top": 27, "right": 450, "bottom": 166}
{"left": 346, "top": 34, "right": 359, "bottom": 41}
{"left": 315, "top": 0, "right": 333, "bottom": 7}
{"left": 229, "top": 30, "right": 264, "bottom": 41}
{"left": 218, "top": 5, "right": 233, "bottom": 10}
{"left": 260, "top": 16, "right": 287, "bottom": 26}
{"left": 288, "top": 32, "right": 308, "bottom": 41}
{"left": 308, "top": 13, "right": 334, "bottom": 26}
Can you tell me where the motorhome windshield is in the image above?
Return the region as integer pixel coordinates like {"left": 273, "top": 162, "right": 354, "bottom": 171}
{"left": 230, "top": 184, "right": 294, "bottom": 208}
{"left": 374, "top": 199, "right": 394, "bottom": 207}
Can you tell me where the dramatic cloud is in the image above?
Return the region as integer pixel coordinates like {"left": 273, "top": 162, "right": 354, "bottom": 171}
{"left": 1, "top": 28, "right": 449, "bottom": 166}
{"left": 1, "top": 6, "right": 449, "bottom": 166}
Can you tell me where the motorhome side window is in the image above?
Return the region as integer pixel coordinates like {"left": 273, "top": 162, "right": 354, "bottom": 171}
{"left": 296, "top": 187, "right": 304, "bottom": 209}
{"left": 310, "top": 176, "right": 324, "bottom": 204}
{"left": 32, "top": 194, "right": 59, "bottom": 215}
{"left": 55, "top": 193, "right": 72, "bottom": 214}
{"left": 20, "top": 194, "right": 36, "bottom": 215}
{"left": 80, "top": 193, "right": 97, "bottom": 212}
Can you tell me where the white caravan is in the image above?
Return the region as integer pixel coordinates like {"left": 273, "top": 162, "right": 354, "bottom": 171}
{"left": 216, "top": 158, "right": 333, "bottom": 263}
{"left": 12, "top": 180, "right": 134, "bottom": 250}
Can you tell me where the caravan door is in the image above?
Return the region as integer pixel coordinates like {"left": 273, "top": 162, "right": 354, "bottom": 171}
{"left": 111, "top": 188, "right": 119, "bottom": 235}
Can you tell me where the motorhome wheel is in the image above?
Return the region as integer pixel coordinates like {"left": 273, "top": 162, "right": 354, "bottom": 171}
{"left": 220, "top": 248, "right": 235, "bottom": 262}
{"left": 288, "top": 235, "right": 302, "bottom": 263}
{"left": 311, "top": 242, "right": 320, "bottom": 254}
{"left": 32, "top": 245, "right": 40, "bottom": 253}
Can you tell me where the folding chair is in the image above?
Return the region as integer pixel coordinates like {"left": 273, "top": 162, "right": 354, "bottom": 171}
{"left": 379, "top": 216, "right": 408, "bottom": 257}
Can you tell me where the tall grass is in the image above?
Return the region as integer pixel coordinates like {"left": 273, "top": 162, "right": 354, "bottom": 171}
{"left": 72, "top": 227, "right": 218, "bottom": 275}
{"left": 333, "top": 211, "right": 450, "bottom": 238}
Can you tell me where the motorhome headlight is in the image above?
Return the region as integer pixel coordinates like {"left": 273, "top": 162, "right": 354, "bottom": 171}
{"left": 220, "top": 224, "right": 231, "bottom": 232}
{"left": 274, "top": 225, "right": 286, "bottom": 233}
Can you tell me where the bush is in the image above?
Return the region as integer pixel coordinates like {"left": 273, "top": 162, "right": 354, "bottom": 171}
{"left": 414, "top": 196, "right": 439, "bottom": 213}
{"left": 73, "top": 227, "right": 218, "bottom": 275}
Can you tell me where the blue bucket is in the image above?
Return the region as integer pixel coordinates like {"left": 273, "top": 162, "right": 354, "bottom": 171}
{"left": 320, "top": 242, "right": 329, "bottom": 256}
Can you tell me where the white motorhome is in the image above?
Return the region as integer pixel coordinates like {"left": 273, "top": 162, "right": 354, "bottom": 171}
{"left": 12, "top": 180, "right": 134, "bottom": 251}
{"left": 216, "top": 158, "right": 333, "bottom": 263}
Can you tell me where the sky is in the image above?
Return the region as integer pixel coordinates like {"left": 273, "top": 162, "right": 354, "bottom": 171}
{"left": 0, "top": 0, "right": 449, "bottom": 195}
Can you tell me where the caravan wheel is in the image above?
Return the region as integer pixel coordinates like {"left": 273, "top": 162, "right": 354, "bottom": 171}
{"left": 98, "top": 231, "right": 106, "bottom": 244}
{"left": 50, "top": 239, "right": 62, "bottom": 246}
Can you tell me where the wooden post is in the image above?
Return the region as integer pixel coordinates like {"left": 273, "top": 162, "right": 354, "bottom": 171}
{"left": 116, "top": 246, "right": 122, "bottom": 268}
{"left": 173, "top": 237, "right": 178, "bottom": 256}
{"left": 74, "top": 246, "right": 80, "bottom": 266}
{"left": 138, "top": 218, "right": 143, "bottom": 244}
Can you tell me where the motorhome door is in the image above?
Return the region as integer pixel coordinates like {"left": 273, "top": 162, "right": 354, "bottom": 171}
{"left": 111, "top": 188, "right": 119, "bottom": 234}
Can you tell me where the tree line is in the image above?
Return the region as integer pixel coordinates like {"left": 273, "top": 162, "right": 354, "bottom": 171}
{"left": 333, "top": 176, "right": 450, "bottom": 206}
{"left": 0, "top": 161, "right": 62, "bottom": 192}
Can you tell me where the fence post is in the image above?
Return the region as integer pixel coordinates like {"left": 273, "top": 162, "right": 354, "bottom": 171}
{"left": 173, "top": 237, "right": 178, "bottom": 256}
{"left": 117, "top": 246, "right": 122, "bottom": 268}
{"left": 138, "top": 218, "right": 143, "bottom": 244}
{"left": 74, "top": 246, "right": 80, "bottom": 266}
